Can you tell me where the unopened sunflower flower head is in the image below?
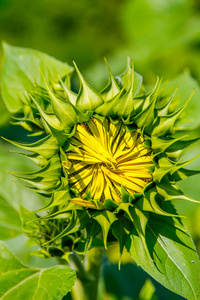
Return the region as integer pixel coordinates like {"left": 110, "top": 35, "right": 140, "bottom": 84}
{"left": 4, "top": 53, "right": 200, "bottom": 260}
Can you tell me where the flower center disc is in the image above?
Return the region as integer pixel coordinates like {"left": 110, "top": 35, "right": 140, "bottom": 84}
{"left": 63, "top": 118, "right": 154, "bottom": 204}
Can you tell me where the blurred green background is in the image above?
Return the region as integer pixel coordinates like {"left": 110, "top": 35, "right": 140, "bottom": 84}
{"left": 1, "top": 0, "right": 200, "bottom": 299}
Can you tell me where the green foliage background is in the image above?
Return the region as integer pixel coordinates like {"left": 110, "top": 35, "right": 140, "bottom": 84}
{"left": 1, "top": 0, "right": 200, "bottom": 299}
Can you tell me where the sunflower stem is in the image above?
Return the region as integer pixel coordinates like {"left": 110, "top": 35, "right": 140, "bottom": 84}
{"left": 70, "top": 248, "right": 103, "bottom": 300}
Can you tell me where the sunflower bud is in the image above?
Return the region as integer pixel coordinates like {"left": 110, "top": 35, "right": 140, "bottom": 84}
{"left": 2, "top": 44, "right": 200, "bottom": 300}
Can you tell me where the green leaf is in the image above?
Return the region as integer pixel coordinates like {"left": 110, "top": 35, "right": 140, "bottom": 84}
{"left": 0, "top": 194, "right": 21, "bottom": 240}
{"left": 126, "top": 213, "right": 200, "bottom": 300}
{"left": 1, "top": 42, "right": 73, "bottom": 112}
{"left": 0, "top": 241, "right": 76, "bottom": 299}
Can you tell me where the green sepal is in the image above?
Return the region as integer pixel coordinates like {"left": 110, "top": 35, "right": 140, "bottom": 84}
{"left": 27, "top": 131, "right": 45, "bottom": 137}
{"left": 2, "top": 134, "right": 59, "bottom": 159}
{"left": 151, "top": 135, "right": 187, "bottom": 154}
{"left": 9, "top": 150, "right": 48, "bottom": 167}
{"left": 171, "top": 168, "right": 200, "bottom": 182}
{"left": 29, "top": 95, "right": 66, "bottom": 142}
{"left": 152, "top": 94, "right": 193, "bottom": 137}
{"left": 95, "top": 89, "right": 124, "bottom": 117}
{"left": 40, "top": 201, "right": 83, "bottom": 218}
{"left": 59, "top": 78, "right": 77, "bottom": 105}
{"left": 112, "top": 217, "right": 132, "bottom": 263}
{"left": 40, "top": 75, "right": 77, "bottom": 132}
{"left": 50, "top": 177, "right": 70, "bottom": 207}
{"left": 42, "top": 210, "right": 90, "bottom": 246}
{"left": 170, "top": 154, "right": 200, "bottom": 176}
{"left": 112, "top": 69, "right": 135, "bottom": 118}
{"left": 132, "top": 78, "right": 161, "bottom": 134}
{"left": 166, "top": 137, "right": 200, "bottom": 159}
{"left": 116, "top": 203, "right": 134, "bottom": 222}
{"left": 74, "top": 62, "right": 104, "bottom": 111}
{"left": 138, "top": 188, "right": 179, "bottom": 217}
{"left": 116, "top": 57, "right": 142, "bottom": 94}
{"left": 156, "top": 87, "right": 176, "bottom": 117}
{"left": 156, "top": 179, "right": 200, "bottom": 203}
{"left": 164, "top": 71, "right": 200, "bottom": 129}
{"left": 93, "top": 210, "right": 117, "bottom": 249}
{"left": 31, "top": 249, "right": 51, "bottom": 258}
{"left": 112, "top": 87, "right": 135, "bottom": 119}
{"left": 104, "top": 199, "right": 118, "bottom": 210}
{"left": 152, "top": 135, "right": 200, "bottom": 160}
{"left": 152, "top": 154, "right": 199, "bottom": 184}
{"left": 11, "top": 175, "right": 60, "bottom": 194}
{"left": 30, "top": 91, "right": 77, "bottom": 143}
{"left": 85, "top": 221, "right": 102, "bottom": 252}
{"left": 113, "top": 62, "right": 144, "bottom": 119}
{"left": 20, "top": 205, "right": 39, "bottom": 234}
{"left": 121, "top": 185, "right": 130, "bottom": 203}
{"left": 10, "top": 155, "right": 61, "bottom": 193}
{"left": 11, "top": 116, "right": 44, "bottom": 133}
{"left": 153, "top": 157, "right": 175, "bottom": 183}
{"left": 11, "top": 154, "right": 61, "bottom": 178}
{"left": 100, "top": 58, "right": 121, "bottom": 101}
{"left": 36, "top": 177, "right": 70, "bottom": 212}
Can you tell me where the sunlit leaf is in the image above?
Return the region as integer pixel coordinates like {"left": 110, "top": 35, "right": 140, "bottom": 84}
{"left": 126, "top": 213, "right": 200, "bottom": 300}
{"left": 0, "top": 241, "right": 76, "bottom": 300}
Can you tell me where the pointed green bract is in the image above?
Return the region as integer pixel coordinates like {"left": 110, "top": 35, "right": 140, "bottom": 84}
{"left": 117, "top": 57, "right": 142, "bottom": 94}
{"left": 165, "top": 71, "right": 200, "bottom": 129}
{"left": 100, "top": 58, "right": 121, "bottom": 101}
{"left": 74, "top": 62, "right": 104, "bottom": 111}
{"left": 2, "top": 134, "right": 59, "bottom": 160}
{"left": 93, "top": 210, "right": 117, "bottom": 249}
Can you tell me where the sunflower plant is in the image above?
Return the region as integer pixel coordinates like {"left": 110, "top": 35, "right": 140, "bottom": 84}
{"left": 1, "top": 43, "right": 200, "bottom": 300}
